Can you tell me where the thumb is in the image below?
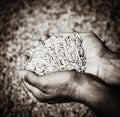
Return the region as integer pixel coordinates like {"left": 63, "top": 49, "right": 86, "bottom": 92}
{"left": 80, "top": 32, "right": 109, "bottom": 58}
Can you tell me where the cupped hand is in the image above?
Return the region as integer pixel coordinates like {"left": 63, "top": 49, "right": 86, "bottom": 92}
{"left": 20, "top": 32, "right": 120, "bottom": 117}
{"left": 21, "top": 32, "right": 120, "bottom": 103}
{"left": 57, "top": 32, "right": 120, "bottom": 86}
{"left": 79, "top": 32, "right": 120, "bottom": 86}
{"left": 21, "top": 70, "right": 81, "bottom": 103}
{"left": 21, "top": 69, "right": 105, "bottom": 104}
{"left": 57, "top": 32, "right": 111, "bottom": 76}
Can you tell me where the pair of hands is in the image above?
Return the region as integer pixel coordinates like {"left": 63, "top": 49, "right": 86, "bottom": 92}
{"left": 21, "top": 32, "right": 120, "bottom": 104}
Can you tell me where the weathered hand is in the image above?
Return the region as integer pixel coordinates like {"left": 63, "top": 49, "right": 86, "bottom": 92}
{"left": 58, "top": 32, "right": 120, "bottom": 86}
{"left": 21, "top": 70, "right": 79, "bottom": 103}
{"left": 57, "top": 32, "right": 110, "bottom": 76}
{"left": 80, "top": 32, "right": 120, "bottom": 86}
{"left": 21, "top": 70, "right": 120, "bottom": 117}
{"left": 20, "top": 32, "right": 120, "bottom": 117}
{"left": 21, "top": 69, "right": 106, "bottom": 104}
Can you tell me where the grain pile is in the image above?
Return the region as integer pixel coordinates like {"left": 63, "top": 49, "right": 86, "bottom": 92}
{"left": 22, "top": 33, "right": 86, "bottom": 75}
{"left": 0, "top": 0, "right": 120, "bottom": 117}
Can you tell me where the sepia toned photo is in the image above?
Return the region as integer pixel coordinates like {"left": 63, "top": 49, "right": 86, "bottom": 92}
{"left": 0, "top": 0, "right": 120, "bottom": 117}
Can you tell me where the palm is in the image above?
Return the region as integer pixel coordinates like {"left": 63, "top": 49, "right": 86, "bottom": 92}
{"left": 80, "top": 33, "right": 110, "bottom": 77}
{"left": 58, "top": 32, "right": 109, "bottom": 77}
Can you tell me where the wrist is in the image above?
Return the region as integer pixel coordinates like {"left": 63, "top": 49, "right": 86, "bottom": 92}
{"left": 69, "top": 72, "right": 91, "bottom": 103}
{"left": 71, "top": 73, "right": 107, "bottom": 105}
{"left": 71, "top": 72, "right": 120, "bottom": 117}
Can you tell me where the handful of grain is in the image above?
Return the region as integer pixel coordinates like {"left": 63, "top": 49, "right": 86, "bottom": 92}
{"left": 22, "top": 33, "right": 86, "bottom": 76}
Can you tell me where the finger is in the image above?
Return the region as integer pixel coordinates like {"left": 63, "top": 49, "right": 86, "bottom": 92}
{"left": 79, "top": 32, "right": 100, "bottom": 41}
{"left": 80, "top": 32, "right": 108, "bottom": 48}
{"left": 22, "top": 70, "right": 46, "bottom": 91}
{"left": 22, "top": 80, "right": 41, "bottom": 99}
{"left": 23, "top": 80, "right": 49, "bottom": 102}
{"left": 20, "top": 52, "right": 32, "bottom": 70}
{"left": 80, "top": 32, "right": 109, "bottom": 57}
{"left": 23, "top": 80, "right": 55, "bottom": 102}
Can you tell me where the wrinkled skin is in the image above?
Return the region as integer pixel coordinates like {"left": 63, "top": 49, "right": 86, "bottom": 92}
{"left": 21, "top": 32, "right": 120, "bottom": 117}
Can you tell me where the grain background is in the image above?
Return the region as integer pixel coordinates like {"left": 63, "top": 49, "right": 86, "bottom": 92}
{"left": 0, "top": 0, "right": 120, "bottom": 117}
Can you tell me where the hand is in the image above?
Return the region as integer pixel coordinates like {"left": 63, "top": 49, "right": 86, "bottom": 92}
{"left": 21, "top": 69, "right": 106, "bottom": 104}
{"left": 57, "top": 32, "right": 110, "bottom": 76}
{"left": 79, "top": 32, "right": 120, "bottom": 86}
{"left": 57, "top": 32, "right": 120, "bottom": 86}
{"left": 21, "top": 32, "right": 120, "bottom": 103}
{"left": 20, "top": 32, "right": 120, "bottom": 117}
{"left": 21, "top": 70, "right": 80, "bottom": 103}
{"left": 21, "top": 70, "right": 120, "bottom": 117}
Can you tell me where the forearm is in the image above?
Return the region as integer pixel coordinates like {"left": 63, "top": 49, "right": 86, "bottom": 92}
{"left": 73, "top": 73, "right": 120, "bottom": 117}
{"left": 99, "top": 52, "right": 120, "bottom": 87}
